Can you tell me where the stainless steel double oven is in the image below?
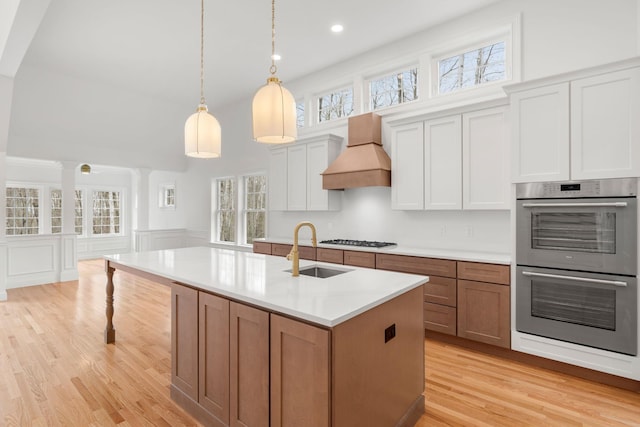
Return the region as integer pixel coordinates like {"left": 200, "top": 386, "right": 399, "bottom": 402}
{"left": 516, "top": 178, "right": 638, "bottom": 355}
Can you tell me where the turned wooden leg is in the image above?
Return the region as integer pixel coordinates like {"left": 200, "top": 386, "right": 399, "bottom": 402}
{"left": 105, "top": 262, "right": 116, "bottom": 343}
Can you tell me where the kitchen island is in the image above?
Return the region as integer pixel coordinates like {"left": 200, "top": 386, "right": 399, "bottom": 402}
{"left": 104, "top": 246, "right": 428, "bottom": 427}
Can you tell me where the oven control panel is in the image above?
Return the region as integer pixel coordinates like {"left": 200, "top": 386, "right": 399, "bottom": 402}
{"left": 517, "top": 178, "right": 637, "bottom": 199}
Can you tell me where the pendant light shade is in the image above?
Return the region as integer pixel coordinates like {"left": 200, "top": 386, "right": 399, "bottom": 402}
{"left": 184, "top": 0, "right": 221, "bottom": 158}
{"left": 252, "top": 0, "right": 296, "bottom": 144}
{"left": 185, "top": 104, "right": 221, "bottom": 157}
{"left": 252, "top": 77, "right": 296, "bottom": 143}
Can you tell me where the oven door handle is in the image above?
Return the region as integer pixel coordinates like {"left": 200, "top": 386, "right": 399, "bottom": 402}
{"left": 522, "top": 271, "right": 627, "bottom": 287}
{"left": 521, "top": 202, "right": 628, "bottom": 208}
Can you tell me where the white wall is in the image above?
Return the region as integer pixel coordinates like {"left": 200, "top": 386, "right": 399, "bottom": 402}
{"left": 179, "top": 0, "right": 639, "bottom": 254}
{"left": 148, "top": 170, "right": 187, "bottom": 229}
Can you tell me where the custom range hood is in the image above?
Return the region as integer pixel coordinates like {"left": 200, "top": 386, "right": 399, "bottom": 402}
{"left": 322, "top": 113, "right": 391, "bottom": 190}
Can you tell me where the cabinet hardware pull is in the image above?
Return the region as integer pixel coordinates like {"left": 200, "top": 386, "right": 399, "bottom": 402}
{"left": 522, "top": 271, "right": 627, "bottom": 287}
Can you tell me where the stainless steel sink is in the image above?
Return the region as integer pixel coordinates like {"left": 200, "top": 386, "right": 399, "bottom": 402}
{"left": 288, "top": 265, "right": 352, "bottom": 278}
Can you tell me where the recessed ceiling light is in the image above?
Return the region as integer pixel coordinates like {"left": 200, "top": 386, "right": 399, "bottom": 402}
{"left": 271, "top": 54, "right": 281, "bottom": 61}
{"left": 331, "top": 24, "right": 343, "bottom": 33}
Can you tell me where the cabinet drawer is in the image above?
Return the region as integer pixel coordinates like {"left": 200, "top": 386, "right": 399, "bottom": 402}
{"left": 424, "top": 303, "right": 456, "bottom": 336}
{"left": 316, "top": 248, "right": 344, "bottom": 264}
{"left": 376, "top": 253, "right": 456, "bottom": 278}
{"left": 457, "top": 279, "right": 510, "bottom": 348}
{"left": 271, "top": 243, "right": 316, "bottom": 260}
{"left": 253, "top": 241, "right": 272, "bottom": 255}
{"left": 344, "top": 251, "right": 375, "bottom": 268}
{"left": 458, "top": 262, "right": 510, "bottom": 285}
{"left": 424, "top": 276, "right": 457, "bottom": 307}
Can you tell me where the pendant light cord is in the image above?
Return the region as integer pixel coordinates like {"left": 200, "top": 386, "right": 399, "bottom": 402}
{"left": 270, "top": 0, "right": 277, "bottom": 75}
{"left": 200, "top": 0, "right": 205, "bottom": 105}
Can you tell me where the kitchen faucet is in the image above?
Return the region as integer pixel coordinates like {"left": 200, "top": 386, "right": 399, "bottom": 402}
{"left": 287, "top": 221, "right": 317, "bottom": 276}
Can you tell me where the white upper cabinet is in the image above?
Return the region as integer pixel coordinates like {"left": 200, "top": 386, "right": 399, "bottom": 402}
{"left": 391, "top": 103, "right": 509, "bottom": 211}
{"left": 570, "top": 68, "right": 640, "bottom": 179}
{"left": 424, "top": 116, "right": 462, "bottom": 210}
{"left": 287, "top": 144, "right": 307, "bottom": 211}
{"left": 391, "top": 122, "right": 424, "bottom": 210}
{"left": 268, "top": 147, "right": 288, "bottom": 211}
{"left": 268, "top": 135, "right": 342, "bottom": 212}
{"left": 463, "top": 107, "right": 510, "bottom": 210}
{"left": 510, "top": 83, "right": 570, "bottom": 182}
{"left": 507, "top": 58, "right": 640, "bottom": 182}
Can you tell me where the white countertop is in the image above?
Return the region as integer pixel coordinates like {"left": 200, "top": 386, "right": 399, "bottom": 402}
{"left": 258, "top": 237, "right": 511, "bottom": 265}
{"left": 105, "top": 247, "right": 428, "bottom": 328}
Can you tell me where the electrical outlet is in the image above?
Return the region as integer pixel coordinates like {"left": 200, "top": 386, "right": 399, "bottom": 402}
{"left": 439, "top": 225, "right": 446, "bottom": 236}
{"left": 384, "top": 324, "right": 396, "bottom": 343}
{"left": 466, "top": 226, "right": 473, "bottom": 237}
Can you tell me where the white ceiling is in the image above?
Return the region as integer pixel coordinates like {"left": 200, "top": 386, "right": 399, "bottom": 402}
{"left": 22, "top": 0, "right": 500, "bottom": 109}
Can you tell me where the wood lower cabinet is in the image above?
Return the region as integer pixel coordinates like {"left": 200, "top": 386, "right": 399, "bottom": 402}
{"left": 199, "top": 293, "right": 230, "bottom": 424}
{"left": 171, "top": 283, "right": 199, "bottom": 401}
{"left": 252, "top": 241, "right": 272, "bottom": 255}
{"left": 316, "top": 247, "right": 343, "bottom": 264}
{"left": 230, "top": 302, "right": 269, "bottom": 427}
{"left": 457, "top": 279, "right": 510, "bottom": 348}
{"left": 344, "top": 250, "right": 375, "bottom": 268}
{"left": 271, "top": 314, "right": 330, "bottom": 427}
{"left": 271, "top": 243, "right": 316, "bottom": 260}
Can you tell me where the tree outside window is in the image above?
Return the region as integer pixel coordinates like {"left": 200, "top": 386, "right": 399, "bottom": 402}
{"left": 51, "top": 189, "right": 62, "bottom": 234}
{"left": 369, "top": 68, "right": 418, "bottom": 110}
{"left": 6, "top": 187, "right": 40, "bottom": 235}
{"left": 438, "top": 41, "right": 506, "bottom": 94}
{"left": 75, "top": 190, "right": 83, "bottom": 235}
{"left": 244, "top": 175, "right": 266, "bottom": 244}
{"left": 217, "top": 178, "right": 236, "bottom": 242}
{"left": 92, "top": 190, "right": 121, "bottom": 235}
{"left": 318, "top": 88, "right": 354, "bottom": 123}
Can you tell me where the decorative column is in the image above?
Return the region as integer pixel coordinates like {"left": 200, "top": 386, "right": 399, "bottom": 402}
{"left": 58, "top": 161, "right": 79, "bottom": 282}
{"left": 134, "top": 168, "right": 151, "bottom": 251}
{"left": 0, "top": 76, "right": 13, "bottom": 301}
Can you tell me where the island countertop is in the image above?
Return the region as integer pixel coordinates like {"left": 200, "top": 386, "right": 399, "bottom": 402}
{"left": 105, "top": 246, "right": 428, "bottom": 327}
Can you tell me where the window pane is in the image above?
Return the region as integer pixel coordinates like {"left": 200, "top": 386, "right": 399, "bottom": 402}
{"left": 6, "top": 187, "right": 39, "bottom": 235}
{"left": 369, "top": 68, "right": 418, "bottom": 110}
{"left": 438, "top": 41, "right": 505, "bottom": 94}
{"left": 296, "top": 101, "right": 305, "bottom": 128}
{"left": 217, "top": 178, "right": 236, "bottom": 243}
{"left": 92, "top": 190, "right": 121, "bottom": 235}
{"left": 318, "top": 88, "right": 354, "bottom": 123}
{"left": 246, "top": 211, "right": 265, "bottom": 245}
{"left": 244, "top": 175, "right": 266, "bottom": 244}
{"left": 51, "top": 189, "right": 62, "bottom": 234}
{"left": 75, "top": 190, "right": 83, "bottom": 234}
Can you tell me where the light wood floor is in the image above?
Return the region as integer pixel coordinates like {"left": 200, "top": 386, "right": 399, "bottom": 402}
{"left": 0, "top": 259, "right": 638, "bottom": 426}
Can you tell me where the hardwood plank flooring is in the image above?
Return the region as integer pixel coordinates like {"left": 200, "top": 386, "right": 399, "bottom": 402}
{"left": 0, "top": 259, "right": 638, "bottom": 426}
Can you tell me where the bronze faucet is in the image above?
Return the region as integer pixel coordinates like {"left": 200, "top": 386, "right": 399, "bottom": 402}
{"left": 287, "top": 221, "right": 317, "bottom": 276}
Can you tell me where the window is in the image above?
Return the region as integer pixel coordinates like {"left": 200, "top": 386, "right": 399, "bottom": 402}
{"left": 296, "top": 101, "right": 305, "bottom": 128}
{"left": 75, "top": 190, "right": 83, "bottom": 235}
{"left": 244, "top": 175, "right": 266, "bottom": 245}
{"left": 92, "top": 190, "right": 121, "bottom": 235}
{"left": 6, "top": 187, "right": 40, "bottom": 235}
{"left": 369, "top": 68, "right": 418, "bottom": 110}
{"left": 437, "top": 41, "right": 506, "bottom": 94}
{"left": 51, "top": 189, "right": 62, "bottom": 234}
{"left": 159, "top": 184, "right": 176, "bottom": 208}
{"left": 317, "top": 87, "right": 353, "bottom": 123}
{"left": 216, "top": 178, "right": 236, "bottom": 242}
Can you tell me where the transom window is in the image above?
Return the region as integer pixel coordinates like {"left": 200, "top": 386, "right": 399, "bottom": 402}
{"left": 317, "top": 87, "right": 353, "bottom": 123}
{"left": 437, "top": 41, "right": 506, "bottom": 94}
{"left": 296, "top": 101, "right": 305, "bottom": 128}
{"left": 369, "top": 68, "right": 418, "bottom": 110}
{"left": 92, "top": 190, "right": 121, "bottom": 235}
{"left": 244, "top": 175, "right": 266, "bottom": 245}
{"left": 6, "top": 187, "right": 40, "bottom": 235}
{"left": 216, "top": 178, "right": 236, "bottom": 243}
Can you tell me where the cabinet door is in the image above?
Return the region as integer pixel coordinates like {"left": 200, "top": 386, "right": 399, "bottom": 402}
{"left": 171, "top": 283, "right": 199, "bottom": 401}
{"left": 230, "top": 302, "right": 269, "bottom": 427}
{"left": 271, "top": 314, "right": 330, "bottom": 427}
{"left": 462, "top": 106, "right": 510, "bottom": 210}
{"left": 287, "top": 144, "right": 307, "bottom": 210}
{"left": 424, "top": 115, "right": 462, "bottom": 209}
{"left": 306, "top": 140, "right": 340, "bottom": 211}
{"left": 571, "top": 68, "right": 640, "bottom": 179}
{"left": 391, "top": 122, "right": 424, "bottom": 210}
{"left": 457, "top": 279, "right": 510, "bottom": 348}
{"left": 269, "top": 148, "right": 288, "bottom": 211}
{"left": 510, "top": 83, "right": 570, "bottom": 182}
{"left": 199, "top": 292, "right": 230, "bottom": 424}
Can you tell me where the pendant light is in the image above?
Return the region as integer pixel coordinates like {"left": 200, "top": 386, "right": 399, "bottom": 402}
{"left": 80, "top": 164, "right": 91, "bottom": 174}
{"left": 184, "top": 0, "right": 221, "bottom": 158}
{"left": 252, "top": 0, "right": 297, "bottom": 144}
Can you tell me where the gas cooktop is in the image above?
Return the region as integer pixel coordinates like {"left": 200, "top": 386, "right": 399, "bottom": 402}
{"left": 319, "top": 239, "right": 397, "bottom": 248}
